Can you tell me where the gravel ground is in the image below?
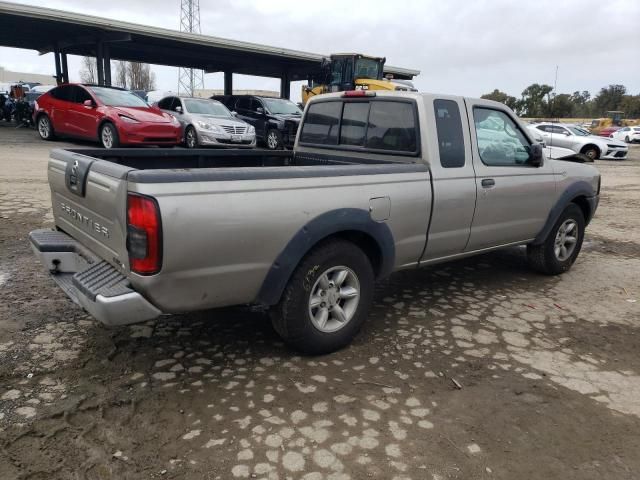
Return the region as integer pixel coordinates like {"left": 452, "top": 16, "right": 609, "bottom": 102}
{"left": 0, "top": 124, "right": 639, "bottom": 480}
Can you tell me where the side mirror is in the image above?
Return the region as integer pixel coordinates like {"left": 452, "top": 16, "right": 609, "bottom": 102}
{"left": 529, "top": 143, "right": 543, "bottom": 167}
{"left": 256, "top": 107, "right": 265, "bottom": 114}
{"left": 83, "top": 99, "right": 94, "bottom": 108}
{"left": 564, "top": 131, "right": 571, "bottom": 136}
{"left": 175, "top": 106, "right": 183, "bottom": 114}
{"left": 231, "top": 111, "right": 237, "bottom": 116}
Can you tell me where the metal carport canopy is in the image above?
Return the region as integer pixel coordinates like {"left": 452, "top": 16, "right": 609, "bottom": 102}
{"left": 0, "top": 1, "right": 419, "bottom": 82}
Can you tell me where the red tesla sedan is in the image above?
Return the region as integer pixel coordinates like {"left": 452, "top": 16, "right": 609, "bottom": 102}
{"left": 34, "top": 84, "right": 182, "bottom": 148}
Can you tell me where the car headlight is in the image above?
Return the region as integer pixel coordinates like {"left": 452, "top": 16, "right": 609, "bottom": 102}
{"left": 119, "top": 115, "right": 139, "bottom": 124}
{"left": 170, "top": 115, "right": 180, "bottom": 125}
{"left": 195, "top": 120, "right": 221, "bottom": 132}
{"left": 247, "top": 125, "right": 255, "bottom": 134}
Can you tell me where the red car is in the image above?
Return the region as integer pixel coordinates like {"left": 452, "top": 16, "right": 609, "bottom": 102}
{"left": 596, "top": 126, "right": 620, "bottom": 138}
{"left": 34, "top": 84, "right": 182, "bottom": 148}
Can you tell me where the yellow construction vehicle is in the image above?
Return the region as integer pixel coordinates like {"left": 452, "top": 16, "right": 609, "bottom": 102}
{"left": 302, "top": 53, "right": 416, "bottom": 105}
{"left": 590, "top": 111, "right": 640, "bottom": 135}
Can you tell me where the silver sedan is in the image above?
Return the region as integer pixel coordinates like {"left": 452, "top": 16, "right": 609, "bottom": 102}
{"left": 158, "top": 96, "right": 256, "bottom": 148}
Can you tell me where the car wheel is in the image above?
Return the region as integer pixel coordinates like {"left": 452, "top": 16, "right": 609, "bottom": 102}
{"left": 37, "top": 115, "right": 55, "bottom": 140}
{"left": 271, "top": 239, "right": 374, "bottom": 355}
{"left": 185, "top": 126, "right": 198, "bottom": 148}
{"left": 266, "top": 129, "right": 283, "bottom": 150}
{"left": 527, "top": 203, "right": 585, "bottom": 275}
{"left": 625, "top": 136, "right": 630, "bottom": 143}
{"left": 582, "top": 146, "right": 598, "bottom": 160}
{"left": 100, "top": 123, "right": 120, "bottom": 149}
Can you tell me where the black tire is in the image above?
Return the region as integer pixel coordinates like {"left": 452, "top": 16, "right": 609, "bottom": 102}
{"left": 184, "top": 126, "right": 198, "bottom": 148}
{"left": 265, "top": 129, "right": 283, "bottom": 150}
{"left": 37, "top": 114, "right": 55, "bottom": 140}
{"left": 99, "top": 122, "right": 120, "bottom": 149}
{"left": 625, "top": 136, "right": 630, "bottom": 143}
{"left": 271, "top": 239, "right": 374, "bottom": 355}
{"left": 527, "top": 203, "right": 585, "bottom": 275}
{"left": 581, "top": 145, "right": 599, "bottom": 160}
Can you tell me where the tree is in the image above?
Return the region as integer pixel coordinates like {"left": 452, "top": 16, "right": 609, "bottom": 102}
{"left": 520, "top": 83, "right": 553, "bottom": 117}
{"left": 114, "top": 61, "right": 128, "bottom": 89}
{"left": 619, "top": 95, "right": 640, "bottom": 119}
{"left": 126, "top": 62, "right": 156, "bottom": 91}
{"left": 480, "top": 89, "right": 520, "bottom": 113}
{"left": 593, "top": 84, "right": 626, "bottom": 116}
{"left": 79, "top": 57, "right": 97, "bottom": 84}
{"left": 570, "top": 90, "right": 592, "bottom": 118}
{"left": 546, "top": 93, "right": 574, "bottom": 118}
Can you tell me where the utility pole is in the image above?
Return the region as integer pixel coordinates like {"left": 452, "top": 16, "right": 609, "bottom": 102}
{"left": 178, "top": 0, "right": 204, "bottom": 96}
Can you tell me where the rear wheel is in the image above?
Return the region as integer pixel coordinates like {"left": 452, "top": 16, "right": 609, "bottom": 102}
{"left": 271, "top": 239, "right": 374, "bottom": 355}
{"left": 625, "top": 136, "right": 630, "bottom": 143}
{"left": 527, "top": 203, "right": 585, "bottom": 275}
{"left": 37, "top": 115, "right": 55, "bottom": 140}
{"left": 185, "top": 126, "right": 198, "bottom": 148}
{"left": 100, "top": 122, "right": 119, "bottom": 149}
{"left": 266, "top": 129, "right": 283, "bottom": 150}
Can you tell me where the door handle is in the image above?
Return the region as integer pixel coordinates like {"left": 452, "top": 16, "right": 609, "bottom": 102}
{"left": 481, "top": 178, "right": 495, "bottom": 188}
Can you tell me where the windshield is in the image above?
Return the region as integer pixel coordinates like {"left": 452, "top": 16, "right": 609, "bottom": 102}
{"left": 184, "top": 98, "right": 231, "bottom": 116}
{"left": 263, "top": 98, "right": 302, "bottom": 115}
{"left": 354, "top": 58, "right": 382, "bottom": 79}
{"left": 88, "top": 87, "right": 149, "bottom": 107}
{"left": 568, "top": 126, "right": 589, "bottom": 136}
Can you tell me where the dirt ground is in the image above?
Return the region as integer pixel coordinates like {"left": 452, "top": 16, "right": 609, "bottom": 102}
{"left": 0, "top": 123, "right": 639, "bottom": 480}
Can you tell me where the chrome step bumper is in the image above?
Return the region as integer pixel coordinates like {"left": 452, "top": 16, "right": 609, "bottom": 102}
{"left": 29, "top": 229, "right": 161, "bottom": 326}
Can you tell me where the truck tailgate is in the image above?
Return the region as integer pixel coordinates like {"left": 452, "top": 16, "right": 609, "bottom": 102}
{"left": 48, "top": 149, "right": 132, "bottom": 271}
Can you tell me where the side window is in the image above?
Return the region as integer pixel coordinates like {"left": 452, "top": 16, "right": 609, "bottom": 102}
{"left": 551, "top": 125, "right": 567, "bottom": 134}
{"left": 299, "top": 101, "right": 341, "bottom": 145}
{"left": 73, "top": 86, "right": 92, "bottom": 104}
{"left": 52, "top": 85, "right": 72, "bottom": 102}
{"left": 433, "top": 99, "right": 465, "bottom": 168}
{"left": 536, "top": 125, "right": 549, "bottom": 132}
{"left": 158, "top": 97, "right": 172, "bottom": 110}
{"left": 251, "top": 98, "right": 263, "bottom": 112}
{"left": 340, "top": 102, "right": 369, "bottom": 146}
{"left": 330, "top": 58, "right": 344, "bottom": 87}
{"left": 366, "top": 101, "right": 417, "bottom": 152}
{"left": 236, "top": 97, "right": 251, "bottom": 110}
{"left": 474, "top": 108, "right": 531, "bottom": 166}
{"left": 172, "top": 98, "right": 182, "bottom": 112}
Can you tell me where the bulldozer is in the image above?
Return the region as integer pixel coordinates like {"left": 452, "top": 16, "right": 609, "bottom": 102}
{"left": 301, "top": 53, "right": 416, "bottom": 105}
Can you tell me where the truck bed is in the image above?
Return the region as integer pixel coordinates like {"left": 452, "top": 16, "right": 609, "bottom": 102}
{"left": 45, "top": 147, "right": 430, "bottom": 314}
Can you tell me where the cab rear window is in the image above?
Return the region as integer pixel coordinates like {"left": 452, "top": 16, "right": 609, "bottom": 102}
{"left": 299, "top": 99, "right": 419, "bottom": 155}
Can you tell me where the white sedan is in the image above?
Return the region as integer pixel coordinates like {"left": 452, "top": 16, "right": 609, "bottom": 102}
{"left": 609, "top": 126, "right": 640, "bottom": 144}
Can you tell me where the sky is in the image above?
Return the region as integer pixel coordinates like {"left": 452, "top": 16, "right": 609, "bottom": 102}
{"left": 1, "top": 0, "right": 639, "bottom": 102}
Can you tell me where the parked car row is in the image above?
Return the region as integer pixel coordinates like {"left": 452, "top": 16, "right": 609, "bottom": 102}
{"left": 32, "top": 83, "right": 304, "bottom": 150}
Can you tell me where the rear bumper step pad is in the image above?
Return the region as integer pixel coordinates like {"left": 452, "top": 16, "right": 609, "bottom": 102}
{"left": 29, "top": 229, "right": 161, "bottom": 326}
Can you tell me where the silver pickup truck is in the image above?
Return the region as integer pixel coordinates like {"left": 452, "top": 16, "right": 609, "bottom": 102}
{"left": 30, "top": 91, "right": 600, "bottom": 354}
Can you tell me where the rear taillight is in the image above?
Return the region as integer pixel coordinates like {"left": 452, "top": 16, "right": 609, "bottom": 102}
{"left": 127, "top": 193, "right": 162, "bottom": 275}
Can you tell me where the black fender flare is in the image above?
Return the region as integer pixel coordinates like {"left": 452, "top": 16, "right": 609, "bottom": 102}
{"left": 532, "top": 181, "right": 597, "bottom": 245}
{"left": 256, "top": 208, "right": 395, "bottom": 306}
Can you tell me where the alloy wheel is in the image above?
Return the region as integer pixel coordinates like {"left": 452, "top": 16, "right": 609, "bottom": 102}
{"left": 554, "top": 219, "right": 578, "bottom": 261}
{"left": 267, "top": 131, "right": 278, "bottom": 149}
{"left": 186, "top": 128, "right": 197, "bottom": 148}
{"left": 102, "top": 126, "right": 114, "bottom": 149}
{"left": 308, "top": 266, "right": 360, "bottom": 333}
{"left": 38, "top": 117, "right": 50, "bottom": 138}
